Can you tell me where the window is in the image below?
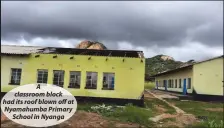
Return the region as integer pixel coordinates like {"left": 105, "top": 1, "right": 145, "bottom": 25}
{"left": 85, "top": 72, "right": 97, "bottom": 89}
{"left": 53, "top": 70, "right": 64, "bottom": 87}
{"left": 163, "top": 80, "right": 166, "bottom": 87}
{"left": 171, "top": 79, "right": 174, "bottom": 88}
{"left": 68, "top": 71, "right": 81, "bottom": 89}
{"left": 188, "top": 78, "right": 191, "bottom": 89}
{"left": 179, "top": 79, "right": 182, "bottom": 88}
{"left": 102, "top": 73, "right": 115, "bottom": 90}
{"left": 175, "top": 79, "right": 177, "bottom": 88}
{"left": 10, "top": 68, "right": 22, "bottom": 85}
{"left": 37, "top": 69, "right": 48, "bottom": 84}
{"left": 168, "top": 79, "right": 171, "bottom": 88}
{"left": 160, "top": 80, "right": 162, "bottom": 87}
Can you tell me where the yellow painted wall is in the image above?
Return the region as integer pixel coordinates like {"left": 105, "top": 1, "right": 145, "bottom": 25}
{"left": 155, "top": 67, "right": 193, "bottom": 93}
{"left": 1, "top": 55, "right": 28, "bottom": 91}
{"left": 1, "top": 54, "right": 145, "bottom": 100}
{"left": 193, "top": 57, "right": 223, "bottom": 96}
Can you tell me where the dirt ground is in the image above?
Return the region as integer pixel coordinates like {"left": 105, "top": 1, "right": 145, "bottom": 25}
{"left": 1, "top": 111, "right": 141, "bottom": 128}
{"left": 205, "top": 108, "right": 223, "bottom": 112}
{"left": 144, "top": 91, "right": 199, "bottom": 128}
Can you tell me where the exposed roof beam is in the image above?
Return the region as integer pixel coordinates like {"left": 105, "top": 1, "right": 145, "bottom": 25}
{"left": 108, "top": 51, "right": 112, "bottom": 57}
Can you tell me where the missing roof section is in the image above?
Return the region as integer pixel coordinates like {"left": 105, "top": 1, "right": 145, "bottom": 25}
{"left": 1, "top": 45, "right": 144, "bottom": 58}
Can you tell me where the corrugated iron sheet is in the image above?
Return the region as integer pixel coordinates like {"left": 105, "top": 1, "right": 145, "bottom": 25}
{"left": 1, "top": 45, "right": 45, "bottom": 54}
{"left": 1, "top": 45, "right": 143, "bottom": 58}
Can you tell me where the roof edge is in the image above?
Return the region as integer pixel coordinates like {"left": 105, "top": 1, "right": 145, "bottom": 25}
{"left": 194, "top": 55, "right": 224, "bottom": 65}
{"left": 150, "top": 64, "right": 193, "bottom": 77}
{"left": 1, "top": 45, "right": 143, "bottom": 52}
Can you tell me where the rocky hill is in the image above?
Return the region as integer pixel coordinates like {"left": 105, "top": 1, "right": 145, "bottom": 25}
{"left": 145, "top": 55, "right": 195, "bottom": 79}
{"left": 75, "top": 40, "right": 107, "bottom": 50}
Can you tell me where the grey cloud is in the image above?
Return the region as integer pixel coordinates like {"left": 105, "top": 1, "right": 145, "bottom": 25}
{"left": 1, "top": 1, "right": 223, "bottom": 48}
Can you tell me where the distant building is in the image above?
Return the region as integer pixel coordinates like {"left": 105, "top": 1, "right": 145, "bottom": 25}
{"left": 1, "top": 45, "right": 145, "bottom": 104}
{"left": 152, "top": 55, "right": 223, "bottom": 100}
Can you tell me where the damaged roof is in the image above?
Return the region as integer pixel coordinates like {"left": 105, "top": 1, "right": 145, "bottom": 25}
{"left": 1, "top": 45, "right": 44, "bottom": 55}
{"left": 1, "top": 45, "right": 144, "bottom": 58}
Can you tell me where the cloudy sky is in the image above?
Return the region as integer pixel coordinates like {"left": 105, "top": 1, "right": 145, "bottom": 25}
{"left": 1, "top": 1, "right": 223, "bottom": 61}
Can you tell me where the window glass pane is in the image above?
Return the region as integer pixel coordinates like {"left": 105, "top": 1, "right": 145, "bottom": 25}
{"left": 86, "top": 72, "right": 97, "bottom": 89}
{"left": 69, "top": 71, "right": 81, "bottom": 88}
{"left": 43, "top": 78, "right": 48, "bottom": 83}
{"left": 10, "top": 68, "right": 22, "bottom": 85}
{"left": 102, "top": 73, "right": 115, "bottom": 89}
{"left": 179, "top": 79, "right": 182, "bottom": 88}
{"left": 53, "top": 70, "right": 64, "bottom": 86}
{"left": 188, "top": 78, "right": 191, "bottom": 89}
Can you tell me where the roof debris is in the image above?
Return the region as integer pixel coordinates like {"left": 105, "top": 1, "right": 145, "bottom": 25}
{"left": 1, "top": 45, "right": 144, "bottom": 58}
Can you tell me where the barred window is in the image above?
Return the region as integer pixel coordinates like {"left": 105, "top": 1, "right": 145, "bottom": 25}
{"left": 68, "top": 71, "right": 81, "bottom": 89}
{"left": 168, "top": 79, "right": 172, "bottom": 88}
{"left": 85, "top": 72, "right": 97, "bottom": 89}
{"left": 10, "top": 68, "right": 22, "bottom": 85}
{"left": 53, "top": 70, "right": 64, "bottom": 87}
{"left": 171, "top": 79, "right": 174, "bottom": 88}
{"left": 188, "top": 78, "right": 191, "bottom": 89}
{"left": 175, "top": 79, "right": 177, "bottom": 88}
{"left": 179, "top": 79, "right": 182, "bottom": 88}
{"left": 102, "top": 73, "right": 115, "bottom": 90}
{"left": 37, "top": 69, "right": 48, "bottom": 84}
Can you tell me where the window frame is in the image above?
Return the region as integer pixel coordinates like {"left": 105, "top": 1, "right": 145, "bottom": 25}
{"left": 175, "top": 79, "right": 177, "bottom": 88}
{"left": 169, "top": 79, "right": 171, "bottom": 88}
{"left": 188, "top": 78, "right": 191, "bottom": 89}
{"left": 179, "top": 79, "right": 182, "bottom": 88}
{"left": 85, "top": 72, "right": 98, "bottom": 89}
{"left": 36, "top": 69, "right": 48, "bottom": 84}
{"left": 68, "top": 71, "right": 81, "bottom": 89}
{"left": 9, "top": 68, "right": 22, "bottom": 85}
{"left": 53, "top": 70, "right": 65, "bottom": 87}
{"left": 171, "top": 79, "right": 174, "bottom": 88}
{"left": 102, "top": 72, "right": 115, "bottom": 90}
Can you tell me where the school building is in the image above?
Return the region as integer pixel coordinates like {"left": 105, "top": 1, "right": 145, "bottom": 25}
{"left": 1, "top": 45, "right": 145, "bottom": 104}
{"left": 153, "top": 55, "right": 223, "bottom": 99}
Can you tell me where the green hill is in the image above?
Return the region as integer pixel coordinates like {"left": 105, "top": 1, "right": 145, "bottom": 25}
{"left": 145, "top": 55, "right": 183, "bottom": 78}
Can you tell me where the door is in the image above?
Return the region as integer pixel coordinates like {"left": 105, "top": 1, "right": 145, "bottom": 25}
{"left": 183, "top": 79, "right": 187, "bottom": 95}
{"left": 164, "top": 80, "right": 167, "bottom": 91}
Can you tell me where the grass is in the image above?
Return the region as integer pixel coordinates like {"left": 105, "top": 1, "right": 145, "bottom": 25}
{"left": 145, "top": 98, "right": 176, "bottom": 114}
{"left": 167, "top": 99, "right": 224, "bottom": 128}
{"left": 77, "top": 102, "right": 155, "bottom": 127}
{"left": 145, "top": 81, "right": 155, "bottom": 90}
{"left": 104, "top": 104, "right": 154, "bottom": 127}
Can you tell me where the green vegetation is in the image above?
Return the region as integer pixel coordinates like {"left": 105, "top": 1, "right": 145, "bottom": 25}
{"left": 145, "top": 98, "right": 176, "bottom": 114}
{"left": 77, "top": 103, "right": 155, "bottom": 127}
{"left": 144, "top": 82, "right": 155, "bottom": 90}
{"left": 168, "top": 100, "right": 224, "bottom": 128}
{"left": 104, "top": 104, "right": 154, "bottom": 127}
{"left": 145, "top": 55, "right": 183, "bottom": 76}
